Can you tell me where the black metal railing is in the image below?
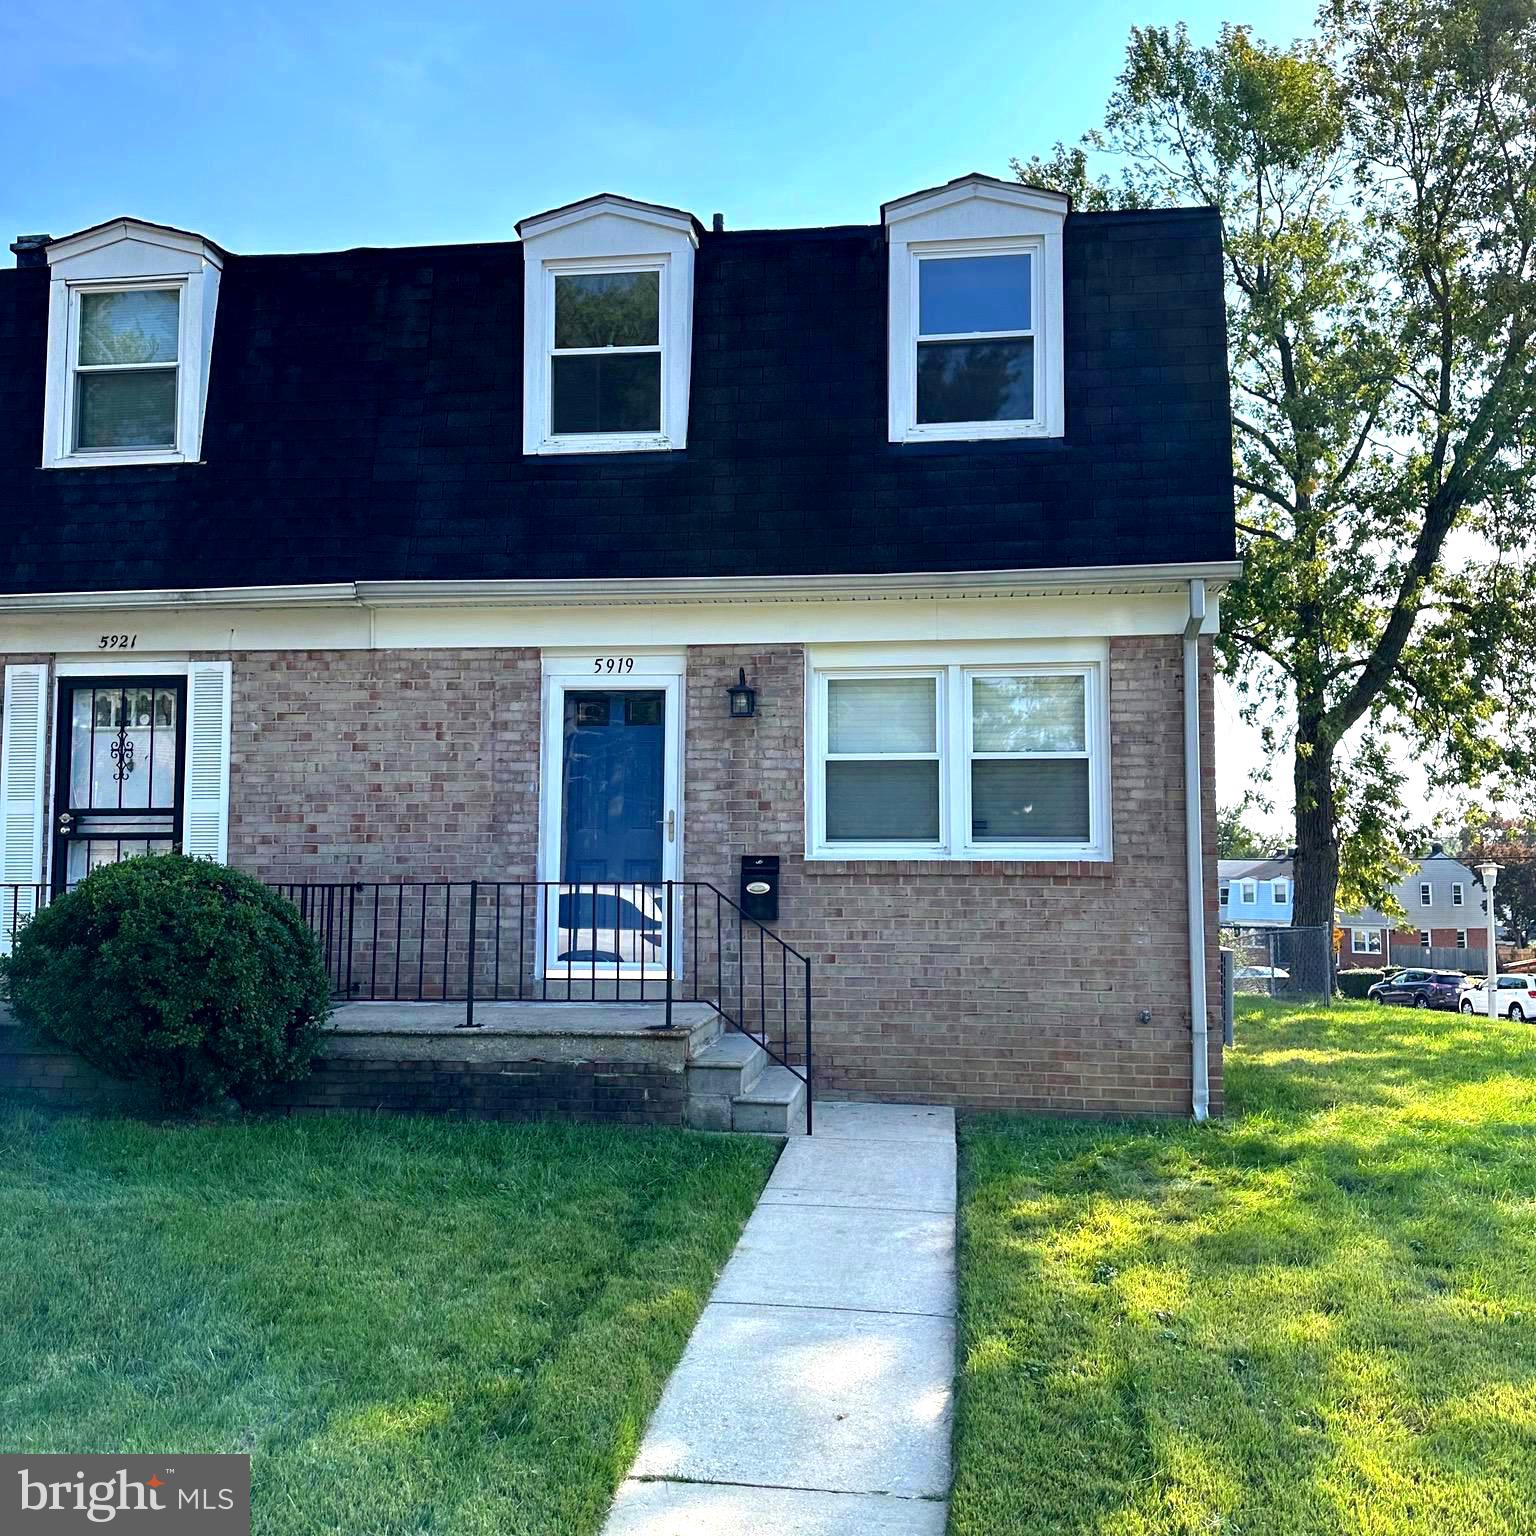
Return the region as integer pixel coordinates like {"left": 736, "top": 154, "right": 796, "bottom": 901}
{"left": 275, "top": 878, "right": 813, "bottom": 1128}
{"left": 2, "top": 877, "right": 814, "bottom": 1130}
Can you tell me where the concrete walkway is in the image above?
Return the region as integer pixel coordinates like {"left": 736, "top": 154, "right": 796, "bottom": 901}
{"left": 604, "top": 1101, "right": 957, "bottom": 1536}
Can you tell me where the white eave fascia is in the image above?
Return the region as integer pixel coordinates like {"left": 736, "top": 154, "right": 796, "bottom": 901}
{"left": 515, "top": 194, "right": 701, "bottom": 247}
{"left": 882, "top": 175, "right": 1070, "bottom": 230}
{"left": 0, "top": 583, "right": 358, "bottom": 612}
{"left": 46, "top": 217, "right": 224, "bottom": 270}
{"left": 0, "top": 562, "right": 1241, "bottom": 614}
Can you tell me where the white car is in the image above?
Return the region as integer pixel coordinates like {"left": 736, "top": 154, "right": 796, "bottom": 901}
{"left": 1457, "top": 975, "right": 1536, "bottom": 1021}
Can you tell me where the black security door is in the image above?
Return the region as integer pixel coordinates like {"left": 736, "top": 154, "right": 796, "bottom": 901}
{"left": 52, "top": 678, "right": 187, "bottom": 892}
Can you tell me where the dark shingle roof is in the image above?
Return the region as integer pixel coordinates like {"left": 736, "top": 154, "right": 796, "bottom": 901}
{"left": 0, "top": 208, "right": 1234, "bottom": 594}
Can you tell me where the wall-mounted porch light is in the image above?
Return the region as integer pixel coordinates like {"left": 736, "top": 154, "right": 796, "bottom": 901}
{"left": 726, "top": 667, "right": 757, "bottom": 719}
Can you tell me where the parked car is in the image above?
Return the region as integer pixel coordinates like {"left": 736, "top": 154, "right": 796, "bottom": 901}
{"left": 1457, "top": 975, "right": 1536, "bottom": 1021}
{"left": 1368, "top": 969, "right": 1466, "bottom": 1009}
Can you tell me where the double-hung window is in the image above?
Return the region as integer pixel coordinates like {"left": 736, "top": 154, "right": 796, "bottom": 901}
{"left": 809, "top": 660, "right": 1107, "bottom": 860}
{"left": 547, "top": 263, "right": 663, "bottom": 443}
{"left": 1352, "top": 929, "right": 1382, "bottom": 955}
{"left": 1420, "top": 929, "right": 1432, "bottom": 948}
{"left": 1456, "top": 929, "right": 1468, "bottom": 949}
{"left": 1273, "top": 878, "right": 1290, "bottom": 905}
{"left": 1240, "top": 880, "right": 1257, "bottom": 905}
{"left": 912, "top": 246, "right": 1039, "bottom": 432}
{"left": 1452, "top": 881, "right": 1465, "bottom": 907}
{"left": 69, "top": 285, "right": 181, "bottom": 454}
{"left": 1420, "top": 882, "right": 1433, "bottom": 907}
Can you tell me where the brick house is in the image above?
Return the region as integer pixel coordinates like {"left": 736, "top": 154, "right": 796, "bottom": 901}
{"left": 1337, "top": 847, "right": 1490, "bottom": 969}
{"left": 0, "top": 175, "right": 1238, "bottom": 1121}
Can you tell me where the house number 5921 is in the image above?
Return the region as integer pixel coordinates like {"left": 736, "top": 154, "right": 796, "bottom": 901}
{"left": 593, "top": 657, "right": 634, "bottom": 674}
{"left": 98, "top": 634, "right": 139, "bottom": 650}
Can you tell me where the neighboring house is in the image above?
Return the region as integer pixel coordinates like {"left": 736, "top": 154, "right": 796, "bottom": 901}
{"left": 0, "top": 175, "right": 1238, "bottom": 1118}
{"left": 1337, "top": 847, "right": 1489, "bottom": 969}
{"left": 1219, "top": 855, "right": 1292, "bottom": 928}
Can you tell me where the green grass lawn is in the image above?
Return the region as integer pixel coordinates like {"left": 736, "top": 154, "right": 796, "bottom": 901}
{"left": 0, "top": 1112, "right": 778, "bottom": 1535}
{"left": 951, "top": 998, "right": 1536, "bottom": 1536}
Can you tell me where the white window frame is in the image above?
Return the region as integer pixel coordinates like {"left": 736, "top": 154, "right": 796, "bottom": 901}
{"left": 40, "top": 219, "right": 221, "bottom": 471}
{"left": 1272, "top": 878, "right": 1289, "bottom": 904}
{"left": 1452, "top": 881, "right": 1465, "bottom": 907}
{"left": 900, "top": 237, "right": 1047, "bottom": 442}
{"left": 806, "top": 657, "right": 1109, "bottom": 862}
{"left": 883, "top": 178, "right": 1066, "bottom": 444}
{"left": 1352, "top": 928, "right": 1382, "bottom": 955}
{"left": 518, "top": 194, "right": 697, "bottom": 456}
{"left": 540, "top": 254, "right": 668, "bottom": 454}
{"left": 1420, "top": 929, "right": 1432, "bottom": 948}
{"left": 1456, "top": 930, "right": 1468, "bottom": 949}
{"left": 1219, "top": 881, "right": 1230, "bottom": 906}
{"left": 57, "top": 277, "right": 188, "bottom": 464}
{"left": 1419, "top": 881, "right": 1433, "bottom": 906}
{"left": 1240, "top": 880, "right": 1257, "bottom": 904}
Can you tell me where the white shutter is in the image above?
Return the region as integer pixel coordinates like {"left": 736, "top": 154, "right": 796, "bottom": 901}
{"left": 182, "top": 661, "right": 232, "bottom": 863}
{"left": 1, "top": 664, "right": 49, "bottom": 952}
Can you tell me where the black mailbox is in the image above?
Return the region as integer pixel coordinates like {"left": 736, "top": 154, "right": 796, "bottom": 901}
{"left": 740, "top": 855, "right": 780, "bottom": 923}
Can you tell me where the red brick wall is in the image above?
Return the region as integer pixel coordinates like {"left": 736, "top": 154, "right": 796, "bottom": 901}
{"left": 683, "top": 637, "right": 1222, "bottom": 1116}
{"left": 6, "top": 638, "right": 1222, "bottom": 1116}
{"left": 223, "top": 648, "right": 541, "bottom": 882}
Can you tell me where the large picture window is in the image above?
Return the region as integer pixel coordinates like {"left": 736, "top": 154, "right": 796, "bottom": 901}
{"left": 809, "top": 660, "right": 1108, "bottom": 860}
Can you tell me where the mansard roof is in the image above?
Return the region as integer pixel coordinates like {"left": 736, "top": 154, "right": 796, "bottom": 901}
{"left": 0, "top": 204, "right": 1234, "bottom": 595}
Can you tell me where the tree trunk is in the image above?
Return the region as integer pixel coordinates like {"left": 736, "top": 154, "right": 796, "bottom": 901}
{"left": 1292, "top": 726, "right": 1339, "bottom": 995}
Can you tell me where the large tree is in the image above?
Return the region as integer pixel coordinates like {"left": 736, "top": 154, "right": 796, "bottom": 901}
{"left": 1022, "top": 0, "right": 1536, "bottom": 947}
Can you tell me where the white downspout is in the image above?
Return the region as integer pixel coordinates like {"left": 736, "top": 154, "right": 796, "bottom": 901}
{"left": 1184, "top": 579, "right": 1211, "bottom": 1123}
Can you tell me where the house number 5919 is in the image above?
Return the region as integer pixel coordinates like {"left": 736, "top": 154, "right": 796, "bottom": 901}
{"left": 593, "top": 657, "right": 634, "bottom": 674}
{"left": 98, "top": 634, "right": 139, "bottom": 650}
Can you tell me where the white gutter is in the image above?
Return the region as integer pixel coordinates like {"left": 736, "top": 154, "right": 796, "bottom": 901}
{"left": 1184, "top": 577, "right": 1211, "bottom": 1123}
{"left": 0, "top": 561, "right": 1244, "bottom": 614}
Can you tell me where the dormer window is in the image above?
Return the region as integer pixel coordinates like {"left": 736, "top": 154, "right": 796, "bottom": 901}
{"left": 72, "top": 287, "right": 180, "bottom": 451}
{"left": 549, "top": 265, "right": 663, "bottom": 437}
{"left": 884, "top": 174, "right": 1066, "bottom": 443}
{"left": 40, "top": 218, "right": 222, "bottom": 470}
{"left": 518, "top": 195, "right": 698, "bottom": 455}
{"left": 915, "top": 247, "right": 1038, "bottom": 428}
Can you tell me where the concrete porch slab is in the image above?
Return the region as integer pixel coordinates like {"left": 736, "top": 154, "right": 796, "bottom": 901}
{"left": 331, "top": 999, "right": 717, "bottom": 1038}
{"left": 759, "top": 1137, "right": 957, "bottom": 1215}
{"left": 325, "top": 1000, "right": 720, "bottom": 1066}
{"left": 713, "top": 1204, "right": 954, "bottom": 1316}
{"left": 604, "top": 1481, "right": 947, "bottom": 1535}
{"left": 628, "top": 1301, "right": 954, "bottom": 1499}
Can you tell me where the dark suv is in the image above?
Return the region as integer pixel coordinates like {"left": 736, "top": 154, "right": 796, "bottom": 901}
{"left": 1367, "top": 969, "right": 1465, "bottom": 1009}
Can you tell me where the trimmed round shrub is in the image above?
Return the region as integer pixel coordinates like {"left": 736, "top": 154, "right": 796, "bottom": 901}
{"left": 4, "top": 855, "right": 332, "bottom": 1110}
{"left": 1337, "top": 968, "right": 1386, "bottom": 999}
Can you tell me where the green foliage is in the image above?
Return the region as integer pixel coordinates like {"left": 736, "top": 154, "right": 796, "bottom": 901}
{"left": 1460, "top": 809, "right": 1536, "bottom": 940}
{"left": 0, "top": 1112, "right": 777, "bottom": 1534}
{"left": 1336, "top": 965, "right": 1385, "bottom": 996}
{"left": 1216, "top": 793, "right": 1275, "bottom": 857}
{"left": 951, "top": 997, "right": 1536, "bottom": 1533}
{"left": 4, "top": 855, "right": 332, "bottom": 1110}
{"left": 1024, "top": 3, "right": 1536, "bottom": 925}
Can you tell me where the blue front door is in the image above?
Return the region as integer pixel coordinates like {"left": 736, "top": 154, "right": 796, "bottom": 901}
{"left": 557, "top": 689, "right": 666, "bottom": 966}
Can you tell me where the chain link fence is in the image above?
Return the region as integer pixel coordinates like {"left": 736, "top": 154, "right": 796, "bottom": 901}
{"left": 1220, "top": 925, "right": 1335, "bottom": 1003}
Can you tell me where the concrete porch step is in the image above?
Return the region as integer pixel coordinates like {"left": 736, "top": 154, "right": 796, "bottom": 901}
{"left": 687, "top": 1030, "right": 768, "bottom": 1096}
{"left": 733, "top": 1064, "right": 808, "bottom": 1136}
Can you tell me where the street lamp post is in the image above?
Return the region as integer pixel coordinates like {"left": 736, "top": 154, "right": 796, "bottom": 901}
{"left": 1477, "top": 861, "right": 1500, "bottom": 1021}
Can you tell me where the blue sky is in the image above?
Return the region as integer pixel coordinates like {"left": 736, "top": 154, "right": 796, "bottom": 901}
{"left": 4, "top": 0, "right": 1310, "bottom": 257}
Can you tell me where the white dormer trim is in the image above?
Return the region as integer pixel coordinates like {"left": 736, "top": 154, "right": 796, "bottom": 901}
{"left": 40, "top": 219, "right": 222, "bottom": 471}
{"left": 884, "top": 175, "right": 1067, "bottom": 444}
{"left": 517, "top": 195, "right": 697, "bottom": 456}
